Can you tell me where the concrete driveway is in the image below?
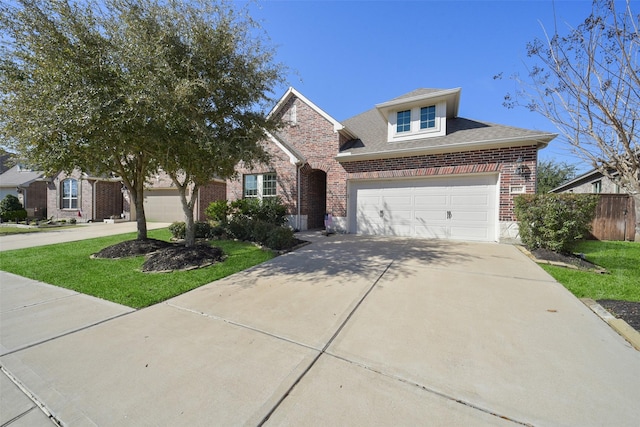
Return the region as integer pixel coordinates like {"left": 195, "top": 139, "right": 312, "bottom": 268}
{"left": 1, "top": 234, "right": 640, "bottom": 426}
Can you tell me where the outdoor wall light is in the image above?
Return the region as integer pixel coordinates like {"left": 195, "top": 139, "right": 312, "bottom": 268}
{"left": 515, "top": 156, "right": 524, "bottom": 176}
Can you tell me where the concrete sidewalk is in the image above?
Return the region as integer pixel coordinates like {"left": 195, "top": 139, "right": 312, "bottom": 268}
{"left": 0, "top": 221, "right": 171, "bottom": 252}
{"left": 1, "top": 235, "right": 639, "bottom": 426}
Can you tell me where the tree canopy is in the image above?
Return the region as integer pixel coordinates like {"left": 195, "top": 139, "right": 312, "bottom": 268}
{"left": 536, "top": 159, "right": 577, "bottom": 194}
{"left": 504, "top": 0, "right": 639, "bottom": 195}
{"left": 0, "top": 0, "right": 285, "bottom": 244}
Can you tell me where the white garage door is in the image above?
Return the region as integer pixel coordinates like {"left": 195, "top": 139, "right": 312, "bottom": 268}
{"left": 350, "top": 174, "right": 498, "bottom": 241}
{"left": 144, "top": 189, "right": 184, "bottom": 223}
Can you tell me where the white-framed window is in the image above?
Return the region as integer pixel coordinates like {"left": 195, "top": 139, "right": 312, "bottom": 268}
{"left": 388, "top": 102, "right": 446, "bottom": 141}
{"left": 420, "top": 105, "right": 436, "bottom": 129}
{"left": 244, "top": 173, "right": 277, "bottom": 199}
{"left": 61, "top": 178, "right": 78, "bottom": 209}
{"left": 592, "top": 180, "right": 602, "bottom": 194}
{"left": 396, "top": 110, "right": 411, "bottom": 133}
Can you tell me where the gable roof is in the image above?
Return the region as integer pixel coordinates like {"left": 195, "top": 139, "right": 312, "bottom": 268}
{"left": 338, "top": 90, "right": 556, "bottom": 162}
{"left": 0, "top": 164, "right": 46, "bottom": 187}
{"left": 549, "top": 168, "right": 608, "bottom": 193}
{"left": 270, "top": 87, "right": 352, "bottom": 135}
{"left": 375, "top": 87, "right": 461, "bottom": 119}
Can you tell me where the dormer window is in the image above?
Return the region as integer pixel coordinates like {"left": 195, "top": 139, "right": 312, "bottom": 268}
{"left": 388, "top": 102, "right": 446, "bottom": 141}
{"left": 420, "top": 105, "right": 436, "bottom": 129}
{"left": 396, "top": 110, "right": 411, "bottom": 133}
{"left": 375, "top": 87, "right": 461, "bottom": 143}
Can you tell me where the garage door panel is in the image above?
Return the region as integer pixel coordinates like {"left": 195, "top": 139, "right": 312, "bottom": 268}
{"left": 450, "top": 225, "right": 490, "bottom": 240}
{"left": 144, "top": 190, "right": 183, "bottom": 223}
{"left": 452, "top": 210, "right": 489, "bottom": 222}
{"left": 415, "top": 194, "right": 447, "bottom": 208}
{"left": 415, "top": 224, "right": 448, "bottom": 239}
{"left": 451, "top": 194, "right": 490, "bottom": 208}
{"left": 351, "top": 174, "right": 497, "bottom": 242}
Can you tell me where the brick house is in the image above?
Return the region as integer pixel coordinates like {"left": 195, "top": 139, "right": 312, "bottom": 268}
{"left": 46, "top": 169, "right": 226, "bottom": 223}
{"left": 141, "top": 171, "right": 226, "bottom": 223}
{"left": 0, "top": 164, "right": 47, "bottom": 219}
{"left": 227, "top": 87, "right": 556, "bottom": 242}
{"left": 46, "top": 170, "right": 129, "bottom": 222}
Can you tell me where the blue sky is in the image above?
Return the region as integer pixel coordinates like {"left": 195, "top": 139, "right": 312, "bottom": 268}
{"left": 247, "top": 0, "right": 605, "bottom": 172}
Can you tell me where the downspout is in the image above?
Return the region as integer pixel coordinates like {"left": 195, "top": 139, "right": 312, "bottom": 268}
{"left": 297, "top": 163, "right": 301, "bottom": 231}
{"left": 92, "top": 180, "right": 97, "bottom": 222}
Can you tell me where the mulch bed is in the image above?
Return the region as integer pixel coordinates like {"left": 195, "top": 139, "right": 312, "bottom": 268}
{"left": 597, "top": 300, "right": 640, "bottom": 332}
{"left": 530, "top": 248, "right": 601, "bottom": 270}
{"left": 92, "top": 239, "right": 224, "bottom": 272}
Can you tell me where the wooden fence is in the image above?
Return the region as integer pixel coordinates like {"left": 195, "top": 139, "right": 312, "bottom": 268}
{"left": 589, "top": 194, "right": 636, "bottom": 241}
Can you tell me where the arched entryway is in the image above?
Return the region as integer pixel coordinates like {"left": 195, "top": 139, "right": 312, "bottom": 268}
{"left": 305, "top": 169, "right": 327, "bottom": 229}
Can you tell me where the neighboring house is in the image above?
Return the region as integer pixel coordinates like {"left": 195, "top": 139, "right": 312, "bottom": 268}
{"left": 0, "top": 164, "right": 47, "bottom": 218}
{"left": 551, "top": 168, "right": 639, "bottom": 241}
{"left": 47, "top": 169, "right": 129, "bottom": 222}
{"left": 550, "top": 168, "right": 626, "bottom": 195}
{"left": 227, "top": 87, "right": 556, "bottom": 242}
{"left": 142, "top": 171, "right": 226, "bottom": 223}
{"left": 0, "top": 157, "right": 225, "bottom": 224}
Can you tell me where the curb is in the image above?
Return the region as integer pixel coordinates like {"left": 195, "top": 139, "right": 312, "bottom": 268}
{"left": 581, "top": 298, "right": 640, "bottom": 351}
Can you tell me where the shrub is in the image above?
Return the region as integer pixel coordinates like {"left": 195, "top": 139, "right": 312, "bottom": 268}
{"left": 169, "top": 221, "right": 212, "bottom": 239}
{"left": 514, "top": 194, "right": 599, "bottom": 254}
{"left": 251, "top": 220, "right": 274, "bottom": 246}
{"left": 226, "top": 216, "right": 253, "bottom": 241}
{"left": 0, "top": 194, "right": 25, "bottom": 221}
{"left": 168, "top": 222, "right": 187, "bottom": 239}
{"left": 3, "top": 208, "right": 27, "bottom": 222}
{"left": 210, "top": 225, "right": 226, "bottom": 239}
{"left": 205, "top": 200, "right": 230, "bottom": 224}
{"left": 265, "top": 226, "right": 296, "bottom": 250}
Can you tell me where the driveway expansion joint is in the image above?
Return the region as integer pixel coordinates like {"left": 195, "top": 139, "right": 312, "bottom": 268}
{"left": 1, "top": 366, "right": 61, "bottom": 426}
{"left": 256, "top": 257, "right": 398, "bottom": 426}
{"left": 324, "top": 352, "right": 533, "bottom": 427}
{"left": 164, "top": 302, "right": 321, "bottom": 351}
{"left": 0, "top": 311, "right": 134, "bottom": 357}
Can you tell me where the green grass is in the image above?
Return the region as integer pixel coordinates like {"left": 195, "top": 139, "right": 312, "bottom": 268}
{"left": 540, "top": 240, "right": 640, "bottom": 302}
{"left": 0, "top": 228, "right": 274, "bottom": 308}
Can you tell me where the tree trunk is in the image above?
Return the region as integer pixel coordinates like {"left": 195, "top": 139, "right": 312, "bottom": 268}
{"left": 130, "top": 180, "right": 148, "bottom": 241}
{"left": 176, "top": 183, "right": 197, "bottom": 247}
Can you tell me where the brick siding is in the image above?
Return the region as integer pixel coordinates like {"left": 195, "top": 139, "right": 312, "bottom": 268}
{"left": 341, "top": 145, "right": 538, "bottom": 221}
{"left": 227, "top": 92, "right": 538, "bottom": 228}
{"left": 198, "top": 181, "right": 226, "bottom": 221}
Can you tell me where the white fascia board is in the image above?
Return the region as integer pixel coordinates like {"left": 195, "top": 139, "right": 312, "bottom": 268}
{"left": 336, "top": 133, "right": 557, "bottom": 163}
{"left": 269, "top": 87, "right": 345, "bottom": 133}
{"left": 375, "top": 87, "right": 462, "bottom": 110}
{"left": 267, "top": 132, "right": 303, "bottom": 165}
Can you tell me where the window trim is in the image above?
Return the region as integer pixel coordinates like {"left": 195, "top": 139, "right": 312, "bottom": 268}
{"left": 592, "top": 180, "right": 602, "bottom": 194}
{"left": 61, "top": 178, "right": 79, "bottom": 209}
{"left": 244, "top": 173, "right": 277, "bottom": 200}
{"left": 388, "top": 102, "right": 446, "bottom": 142}
{"left": 396, "top": 110, "right": 411, "bottom": 133}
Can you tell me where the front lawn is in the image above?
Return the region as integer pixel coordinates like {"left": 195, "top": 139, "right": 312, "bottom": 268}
{"left": 0, "top": 228, "right": 274, "bottom": 308}
{"left": 540, "top": 241, "right": 640, "bottom": 302}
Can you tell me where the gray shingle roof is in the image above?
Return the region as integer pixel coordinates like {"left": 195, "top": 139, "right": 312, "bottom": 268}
{"left": 340, "top": 105, "right": 556, "bottom": 158}
{"left": 0, "top": 165, "right": 45, "bottom": 187}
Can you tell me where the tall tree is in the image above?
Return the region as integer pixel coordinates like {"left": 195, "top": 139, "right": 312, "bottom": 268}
{"left": 504, "top": 0, "right": 639, "bottom": 195}
{"left": 0, "top": 0, "right": 284, "bottom": 245}
{"left": 107, "top": 0, "right": 285, "bottom": 247}
{"left": 536, "top": 159, "right": 577, "bottom": 194}
{"left": 0, "top": 0, "right": 160, "bottom": 239}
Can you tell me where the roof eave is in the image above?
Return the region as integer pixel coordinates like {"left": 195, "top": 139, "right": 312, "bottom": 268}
{"left": 336, "top": 134, "right": 556, "bottom": 163}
